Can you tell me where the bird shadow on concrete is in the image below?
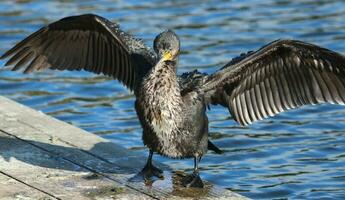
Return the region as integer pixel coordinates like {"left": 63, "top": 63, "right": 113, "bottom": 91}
{"left": 0, "top": 134, "right": 217, "bottom": 197}
{"left": 0, "top": 134, "right": 159, "bottom": 174}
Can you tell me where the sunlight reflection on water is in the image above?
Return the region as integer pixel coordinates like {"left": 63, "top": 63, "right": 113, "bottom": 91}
{"left": 1, "top": 0, "right": 345, "bottom": 199}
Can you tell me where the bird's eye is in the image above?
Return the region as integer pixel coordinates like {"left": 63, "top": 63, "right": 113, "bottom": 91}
{"left": 163, "top": 43, "right": 169, "bottom": 49}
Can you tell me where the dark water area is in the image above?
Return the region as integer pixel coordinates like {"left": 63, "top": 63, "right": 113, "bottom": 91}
{"left": 1, "top": 0, "right": 345, "bottom": 199}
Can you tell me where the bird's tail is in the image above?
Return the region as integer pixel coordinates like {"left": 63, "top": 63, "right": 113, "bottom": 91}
{"left": 208, "top": 140, "right": 223, "bottom": 154}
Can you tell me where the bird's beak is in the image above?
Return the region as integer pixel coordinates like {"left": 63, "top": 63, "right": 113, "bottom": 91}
{"left": 162, "top": 51, "right": 173, "bottom": 61}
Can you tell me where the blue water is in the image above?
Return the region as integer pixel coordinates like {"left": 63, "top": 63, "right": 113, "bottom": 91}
{"left": 1, "top": 0, "right": 345, "bottom": 199}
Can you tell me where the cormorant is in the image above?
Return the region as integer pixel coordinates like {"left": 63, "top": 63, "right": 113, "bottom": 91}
{"left": 2, "top": 14, "right": 345, "bottom": 187}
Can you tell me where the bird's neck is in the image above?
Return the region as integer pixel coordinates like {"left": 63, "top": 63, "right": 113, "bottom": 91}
{"left": 140, "top": 60, "right": 184, "bottom": 131}
{"left": 143, "top": 60, "right": 182, "bottom": 103}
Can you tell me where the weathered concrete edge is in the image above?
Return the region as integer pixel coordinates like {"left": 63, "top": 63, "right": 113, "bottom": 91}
{"left": 0, "top": 95, "right": 249, "bottom": 200}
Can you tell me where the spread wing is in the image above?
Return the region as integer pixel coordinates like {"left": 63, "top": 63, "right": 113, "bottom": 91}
{"left": 202, "top": 39, "right": 345, "bottom": 126}
{"left": 0, "top": 14, "right": 156, "bottom": 90}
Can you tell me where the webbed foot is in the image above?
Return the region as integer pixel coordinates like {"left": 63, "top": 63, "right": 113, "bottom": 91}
{"left": 139, "top": 162, "right": 164, "bottom": 180}
{"left": 181, "top": 172, "right": 204, "bottom": 188}
{"left": 129, "top": 150, "right": 164, "bottom": 185}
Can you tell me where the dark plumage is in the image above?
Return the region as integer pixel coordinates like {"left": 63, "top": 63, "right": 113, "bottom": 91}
{"left": 2, "top": 14, "right": 345, "bottom": 187}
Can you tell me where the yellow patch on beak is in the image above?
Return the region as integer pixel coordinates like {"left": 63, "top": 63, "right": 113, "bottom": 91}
{"left": 162, "top": 51, "right": 173, "bottom": 61}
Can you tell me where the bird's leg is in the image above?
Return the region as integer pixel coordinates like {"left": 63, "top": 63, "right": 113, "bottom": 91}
{"left": 181, "top": 156, "right": 204, "bottom": 188}
{"left": 139, "top": 150, "right": 164, "bottom": 179}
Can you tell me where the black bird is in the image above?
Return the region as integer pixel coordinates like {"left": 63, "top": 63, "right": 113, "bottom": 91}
{"left": 2, "top": 14, "right": 345, "bottom": 187}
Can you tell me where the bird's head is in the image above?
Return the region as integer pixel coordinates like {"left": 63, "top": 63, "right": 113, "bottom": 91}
{"left": 153, "top": 30, "right": 180, "bottom": 62}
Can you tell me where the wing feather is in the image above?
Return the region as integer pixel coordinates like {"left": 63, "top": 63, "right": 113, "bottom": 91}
{"left": 203, "top": 39, "right": 345, "bottom": 125}
{"left": 1, "top": 14, "right": 156, "bottom": 90}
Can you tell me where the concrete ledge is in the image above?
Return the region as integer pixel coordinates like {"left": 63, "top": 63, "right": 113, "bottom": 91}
{"left": 0, "top": 96, "right": 248, "bottom": 200}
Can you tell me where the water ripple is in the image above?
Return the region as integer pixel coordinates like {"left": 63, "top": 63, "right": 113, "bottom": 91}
{"left": 1, "top": 0, "right": 345, "bottom": 199}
